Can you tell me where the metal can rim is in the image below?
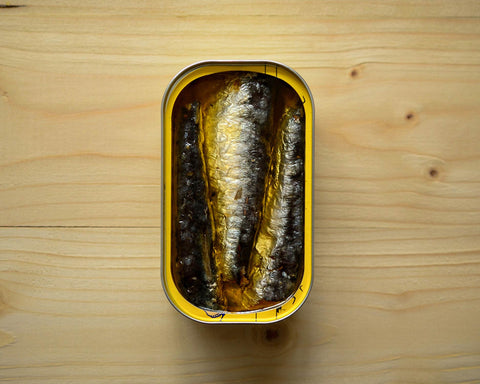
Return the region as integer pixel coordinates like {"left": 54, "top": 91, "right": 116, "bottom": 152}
{"left": 161, "top": 60, "right": 315, "bottom": 324}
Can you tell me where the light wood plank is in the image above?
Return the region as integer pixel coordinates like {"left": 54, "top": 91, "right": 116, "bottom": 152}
{"left": 1, "top": 2, "right": 479, "bottom": 226}
{"left": 0, "top": 227, "right": 479, "bottom": 383}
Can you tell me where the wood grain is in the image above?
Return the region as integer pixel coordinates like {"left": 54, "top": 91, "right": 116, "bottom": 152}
{"left": 0, "top": 1, "right": 479, "bottom": 383}
{"left": 0, "top": 227, "right": 479, "bottom": 383}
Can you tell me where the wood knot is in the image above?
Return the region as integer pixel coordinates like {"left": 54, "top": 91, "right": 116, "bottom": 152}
{"left": 424, "top": 163, "right": 445, "bottom": 181}
{"left": 248, "top": 321, "right": 295, "bottom": 356}
{"left": 403, "top": 110, "right": 420, "bottom": 127}
{"left": 428, "top": 168, "right": 439, "bottom": 179}
{"left": 405, "top": 112, "right": 415, "bottom": 121}
{"left": 265, "top": 328, "right": 279, "bottom": 341}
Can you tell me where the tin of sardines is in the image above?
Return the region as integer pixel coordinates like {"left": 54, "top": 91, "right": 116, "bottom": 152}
{"left": 161, "top": 61, "right": 313, "bottom": 323}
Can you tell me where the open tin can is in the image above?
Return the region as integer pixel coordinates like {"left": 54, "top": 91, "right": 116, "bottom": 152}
{"left": 161, "top": 61, "right": 313, "bottom": 323}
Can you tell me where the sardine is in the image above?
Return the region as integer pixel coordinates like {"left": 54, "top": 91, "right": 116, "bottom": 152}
{"left": 247, "top": 105, "right": 305, "bottom": 303}
{"left": 174, "top": 102, "right": 218, "bottom": 309}
{"left": 201, "top": 74, "right": 273, "bottom": 287}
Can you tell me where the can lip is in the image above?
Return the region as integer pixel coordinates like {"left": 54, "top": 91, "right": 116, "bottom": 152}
{"left": 160, "top": 60, "right": 315, "bottom": 324}
{"left": 161, "top": 282, "right": 314, "bottom": 325}
{"left": 161, "top": 60, "right": 315, "bottom": 117}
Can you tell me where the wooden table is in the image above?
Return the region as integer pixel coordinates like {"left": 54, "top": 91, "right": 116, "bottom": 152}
{"left": 1, "top": 1, "right": 479, "bottom": 382}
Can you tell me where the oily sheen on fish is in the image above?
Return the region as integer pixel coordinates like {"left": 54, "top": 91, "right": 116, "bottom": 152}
{"left": 201, "top": 74, "right": 273, "bottom": 286}
{"left": 247, "top": 105, "right": 305, "bottom": 302}
{"left": 174, "top": 102, "right": 219, "bottom": 309}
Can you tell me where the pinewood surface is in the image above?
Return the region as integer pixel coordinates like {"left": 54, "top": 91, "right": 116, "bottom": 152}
{"left": 1, "top": 1, "right": 479, "bottom": 383}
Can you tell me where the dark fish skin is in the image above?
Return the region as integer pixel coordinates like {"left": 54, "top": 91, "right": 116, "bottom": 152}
{"left": 202, "top": 74, "right": 273, "bottom": 286}
{"left": 174, "top": 102, "right": 218, "bottom": 309}
{"left": 247, "top": 105, "right": 305, "bottom": 302}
